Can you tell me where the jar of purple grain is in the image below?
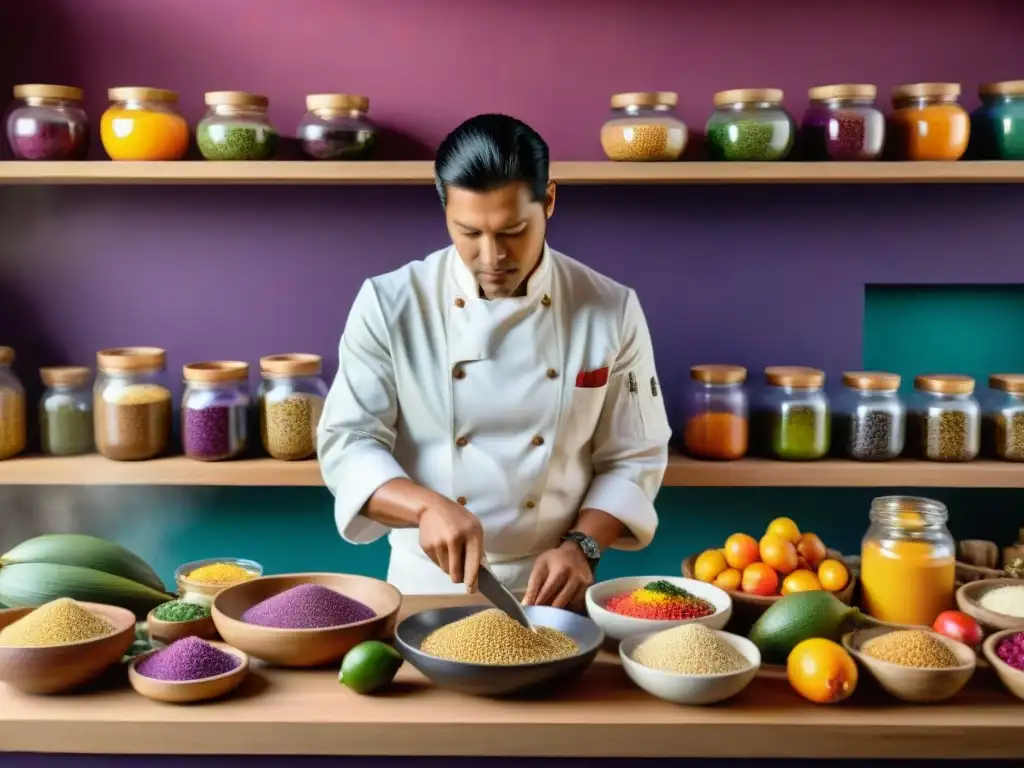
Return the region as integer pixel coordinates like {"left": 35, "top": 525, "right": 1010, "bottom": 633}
{"left": 298, "top": 94, "right": 377, "bottom": 160}
{"left": 801, "top": 84, "right": 885, "bottom": 161}
{"left": 181, "top": 361, "right": 251, "bottom": 462}
{"left": 5, "top": 84, "right": 90, "bottom": 160}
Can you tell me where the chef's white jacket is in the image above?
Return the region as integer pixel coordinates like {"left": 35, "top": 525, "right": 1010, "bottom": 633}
{"left": 318, "top": 244, "right": 671, "bottom": 595}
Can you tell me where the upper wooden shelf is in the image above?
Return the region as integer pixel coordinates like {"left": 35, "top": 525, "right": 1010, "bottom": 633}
{"left": 3, "top": 454, "right": 1023, "bottom": 488}
{"left": 1, "top": 161, "right": 1024, "bottom": 185}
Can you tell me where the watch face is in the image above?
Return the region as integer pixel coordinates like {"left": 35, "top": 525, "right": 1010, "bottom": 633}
{"left": 578, "top": 536, "right": 600, "bottom": 560}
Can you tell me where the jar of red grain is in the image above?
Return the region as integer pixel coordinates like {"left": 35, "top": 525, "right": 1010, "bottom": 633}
{"left": 890, "top": 82, "right": 970, "bottom": 161}
{"left": 683, "top": 365, "right": 748, "bottom": 461}
{"left": 801, "top": 84, "right": 885, "bottom": 161}
{"left": 5, "top": 84, "right": 90, "bottom": 160}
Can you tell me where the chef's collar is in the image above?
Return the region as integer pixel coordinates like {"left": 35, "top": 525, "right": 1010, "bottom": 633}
{"left": 451, "top": 243, "right": 553, "bottom": 301}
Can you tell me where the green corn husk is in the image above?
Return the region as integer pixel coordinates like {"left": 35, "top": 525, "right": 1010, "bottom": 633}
{"left": 0, "top": 562, "right": 172, "bottom": 620}
{"left": 1, "top": 534, "right": 166, "bottom": 593}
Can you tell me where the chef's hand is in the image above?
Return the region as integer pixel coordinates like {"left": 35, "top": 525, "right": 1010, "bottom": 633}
{"left": 522, "top": 542, "right": 593, "bottom": 609}
{"left": 418, "top": 493, "right": 484, "bottom": 591}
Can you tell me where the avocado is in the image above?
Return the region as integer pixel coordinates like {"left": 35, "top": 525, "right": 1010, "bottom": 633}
{"left": 748, "top": 591, "right": 862, "bottom": 664}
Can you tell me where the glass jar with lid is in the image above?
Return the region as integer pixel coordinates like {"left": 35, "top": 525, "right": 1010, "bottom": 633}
{"left": 197, "top": 91, "right": 279, "bottom": 161}
{"left": 755, "top": 366, "right": 830, "bottom": 460}
{"left": 298, "top": 94, "right": 377, "bottom": 160}
{"left": 39, "top": 366, "right": 94, "bottom": 456}
{"left": 971, "top": 80, "right": 1024, "bottom": 160}
{"left": 833, "top": 371, "right": 905, "bottom": 461}
{"left": 5, "top": 84, "right": 89, "bottom": 160}
{"left": 682, "top": 364, "right": 748, "bottom": 460}
{"left": 983, "top": 373, "right": 1024, "bottom": 461}
{"left": 907, "top": 374, "right": 979, "bottom": 462}
{"left": 100, "top": 87, "right": 189, "bottom": 161}
{"left": 259, "top": 354, "right": 328, "bottom": 461}
{"left": 94, "top": 347, "right": 172, "bottom": 461}
{"left": 860, "top": 495, "right": 955, "bottom": 625}
{"left": 600, "top": 92, "right": 687, "bottom": 162}
{"left": 0, "top": 347, "right": 26, "bottom": 461}
{"left": 182, "top": 362, "right": 251, "bottom": 462}
{"left": 800, "top": 84, "right": 885, "bottom": 161}
{"left": 890, "top": 83, "right": 970, "bottom": 161}
{"left": 706, "top": 88, "right": 795, "bottom": 161}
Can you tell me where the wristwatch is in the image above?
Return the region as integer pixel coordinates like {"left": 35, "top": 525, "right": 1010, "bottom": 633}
{"left": 562, "top": 531, "right": 601, "bottom": 571}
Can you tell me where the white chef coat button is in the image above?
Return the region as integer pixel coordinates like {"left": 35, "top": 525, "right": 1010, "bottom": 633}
{"left": 541, "top": 294, "right": 552, "bottom": 308}
{"left": 453, "top": 367, "right": 466, "bottom": 380}
{"left": 524, "top": 500, "right": 536, "bottom": 510}
{"left": 456, "top": 496, "right": 467, "bottom": 505}
{"left": 454, "top": 297, "right": 465, "bottom": 308}
{"left": 531, "top": 435, "right": 544, "bottom": 447}
{"left": 546, "top": 367, "right": 558, "bottom": 379}
{"left": 455, "top": 435, "right": 469, "bottom": 448}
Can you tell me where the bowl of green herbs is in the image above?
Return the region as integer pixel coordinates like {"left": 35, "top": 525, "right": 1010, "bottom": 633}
{"left": 147, "top": 599, "right": 216, "bottom": 645}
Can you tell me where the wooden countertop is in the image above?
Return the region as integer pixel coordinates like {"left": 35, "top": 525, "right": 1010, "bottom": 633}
{"left": 0, "top": 595, "right": 1021, "bottom": 759}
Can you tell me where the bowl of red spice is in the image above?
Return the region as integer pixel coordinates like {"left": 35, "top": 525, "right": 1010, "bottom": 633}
{"left": 585, "top": 577, "right": 732, "bottom": 643}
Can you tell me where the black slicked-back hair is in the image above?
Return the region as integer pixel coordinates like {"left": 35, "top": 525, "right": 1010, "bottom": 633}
{"left": 434, "top": 114, "right": 550, "bottom": 206}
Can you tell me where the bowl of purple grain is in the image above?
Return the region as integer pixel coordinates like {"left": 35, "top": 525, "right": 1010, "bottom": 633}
{"left": 128, "top": 637, "right": 249, "bottom": 704}
{"left": 211, "top": 573, "right": 402, "bottom": 667}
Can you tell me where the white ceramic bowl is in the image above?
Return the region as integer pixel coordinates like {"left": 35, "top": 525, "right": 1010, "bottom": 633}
{"left": 619, "top": 628, "right": 760, "bottom": 705}
{"left": 585, "top": 576, "right": 732, "bottom": 642}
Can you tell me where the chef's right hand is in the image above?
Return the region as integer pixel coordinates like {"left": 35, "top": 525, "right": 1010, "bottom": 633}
{"left": 418, "top": 493, "right": 484, "bottom": 590}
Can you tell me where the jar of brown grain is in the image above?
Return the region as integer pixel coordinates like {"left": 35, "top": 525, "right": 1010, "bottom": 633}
{"left": 94, "top": 347, "right": 172, "bottom": 461}
{"left": 600, "top": 92, "right": 687, "bottom": 162}
{"left": 259, "top": 354, "right": 328, "bottom": 461}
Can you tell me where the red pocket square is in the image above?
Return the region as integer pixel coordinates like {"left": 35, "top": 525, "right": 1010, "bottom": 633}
{"left": 576, "top": 367, "right": 609, "bottom": 388}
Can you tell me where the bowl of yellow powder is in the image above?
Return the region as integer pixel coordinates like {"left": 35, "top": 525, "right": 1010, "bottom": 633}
{"left": 175, "top": 558, "right": 262, "bottom": 604}
{"left": 395, "top": 605, "right": 603, "bottom": 696}
{"left": 0, "top": 598, "right": 136, "bottom": 694}
{"left": 619, "top": 623, "right": 760, "bottom": 705}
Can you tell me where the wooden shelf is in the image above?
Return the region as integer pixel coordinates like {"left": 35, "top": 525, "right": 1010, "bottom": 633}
{"left": 2, "top": 160, "right": 1024, "bottom": 185}
{"left": 0, "top": 594, "right": 1019, "bottom": 759}
{"left": 3, "top": 453, "right": 1023, "bottom": 487}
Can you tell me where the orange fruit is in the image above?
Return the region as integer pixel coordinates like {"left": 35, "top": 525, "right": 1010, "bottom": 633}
{"left": 741, "top": 562, "right": 779, "bottom": 596}
{"left": 787, "top": 638, "right": 858, "bottom": 704}
{"left": 713, "top": 567, "right": 742, "bottom": 591}
{"left": 781, "top": 569, "right": 822, "bottom": 595}
{"left": 797, "top": 532, "right": 828, "bottom": 569}
{"left": 694, "top": 549, "right": 728, "bottom": 583}
{"left": 724, "top": 533, "right": 760, "bottom": 570}
{"left": 766, "top": 516, "right": 801, "bottom": 544}
{"left": 759, "top": 533, "right": 798, "bottom": 574}
{"left": 818, "top": 559, "right": 850, "bottom": 592}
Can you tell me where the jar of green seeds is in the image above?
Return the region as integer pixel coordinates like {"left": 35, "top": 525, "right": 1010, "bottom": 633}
{"left": 197, "top": 91, "right": 278, "bottom": 161}
{"left": 755, "top": 367, "right": 830, "bottom": 460}
{"left": 971, "top": 81, "right": 1024, "bottom": 160}
{"left": 706, "top": 88, "right": 795, "bottom": 161}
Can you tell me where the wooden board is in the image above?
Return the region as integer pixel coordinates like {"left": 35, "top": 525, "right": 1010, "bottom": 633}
{"left": 3, "top": 453, "right": 1024, "bottom": 488}
{"left": 0, "top": 595, "right": 1021, "bottom": 758}
{"left": 2, "top": 160, "right": 1024, "bottom": 185}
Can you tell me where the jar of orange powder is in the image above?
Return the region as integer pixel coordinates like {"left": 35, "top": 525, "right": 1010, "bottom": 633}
{"left": 890, "top": 82, "right": 970, "bottom": 161}
{"left": 100, "top": 87, "right": 190, "bottom": 161}
{"left": 682, "top": 364, "right": 748, "bottom": 460}
{"left": 860, "top": 495, "right": 955, "bottom": 626}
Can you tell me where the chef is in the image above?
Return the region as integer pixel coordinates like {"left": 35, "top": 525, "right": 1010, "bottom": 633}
{"left": 317, "top": 113, "right": 671, "bottom": 607}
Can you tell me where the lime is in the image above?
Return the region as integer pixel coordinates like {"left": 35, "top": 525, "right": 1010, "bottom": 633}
{"left": 339, "top": 640, "right": 404, "bottom": 694}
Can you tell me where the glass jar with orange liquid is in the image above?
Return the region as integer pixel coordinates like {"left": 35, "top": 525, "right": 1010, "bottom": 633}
{"left": 890, "top": 82, "right": 970, "bottom": 161}
{"left": 682, "top": 364, "right": 748, "bottom": 460}
{"left": 100, "top": 87, "right": 189, "bottom": 161}
{"left": 860, "top": 495, "right": 955, "bottom": 626}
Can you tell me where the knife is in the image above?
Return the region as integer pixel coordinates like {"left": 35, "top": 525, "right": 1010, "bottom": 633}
{"left": 477, "top": 565, "right": 534, "bottom": 631}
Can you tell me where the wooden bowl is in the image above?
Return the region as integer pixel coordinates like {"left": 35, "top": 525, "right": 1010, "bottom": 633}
{"left": 843, "top": 627, "right": 976, "bottom": 703}
{"left": 212, "top": 573, "right": 402, "bottom": 667}
{"left": 682, "top": 549, "right": 857, "bottom": 634}
{"left": 981, "top": 628, "right": 1024, "bottom": 701}
{"left": 0, "top": 603, "right": 136, "bottom": 694}
{"left": 128, "top": 641, "right": 248, "bottom": 703}
{"left": 146, "top": 608, "right": 217, "bottom": 646}
{"left": 955, "top": 578, "right": 1024, "bottom": 632}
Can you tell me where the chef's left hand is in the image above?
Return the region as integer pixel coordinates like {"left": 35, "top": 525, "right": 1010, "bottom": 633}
{"left": 522, "top": 542, "right": 593, "bottom": 609}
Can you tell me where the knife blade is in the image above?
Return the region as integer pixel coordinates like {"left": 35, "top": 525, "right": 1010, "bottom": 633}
{"left": 477, "top": 565, "right": 533, "bottom": 630}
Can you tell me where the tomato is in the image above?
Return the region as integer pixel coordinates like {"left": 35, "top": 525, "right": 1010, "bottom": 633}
{"left": 932, "top": 610, "right": 982, "bottom": 646}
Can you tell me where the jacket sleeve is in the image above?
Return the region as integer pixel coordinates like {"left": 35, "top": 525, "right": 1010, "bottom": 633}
{"left": 317, "top": 280, "right": 409, "bottom": 544}
{"left": 580, "top": 289, "right": 671, "bottom": 550}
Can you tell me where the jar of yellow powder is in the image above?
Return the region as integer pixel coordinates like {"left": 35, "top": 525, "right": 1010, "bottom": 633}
{"left": 0, "top": 347, "right": 27, "bottom": 461}
{"left": 100, "top": 87, "right": 190, "bottom": 161}
{"left": 175, "top": 557, "right": 263, "bottom": 605}
{"left": 890, "top": 82, "right": 970, "bottom": 161}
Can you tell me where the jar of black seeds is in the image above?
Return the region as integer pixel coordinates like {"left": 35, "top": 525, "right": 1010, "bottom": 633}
{"left": 259, "top": 354, "right": 328, "bottom": 461}
{"left": 298, "top": 94, "right": 377, "bottom": 160}
{"left": 197, "top": 91, "right": 278, "bottom": 161}
{"left": 907, "top": 375, "right": 980, "bottom": 462}
{"left": 39, "top": 366, "right": 94, "bottom": 456}
{"left": 182, "top": 361, "right": 250, "bottom": 462}
{"left": 754, "top": 367, "right": 830, "bottom": 460}
{"left": 983, "top": 374, "right": 1024, "bottom": 461}
{"left": 833, "top": 372, "right": 905, "bottom": 461}
{"left": 706, "top": 88, "right": 795, "bottom": 161}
